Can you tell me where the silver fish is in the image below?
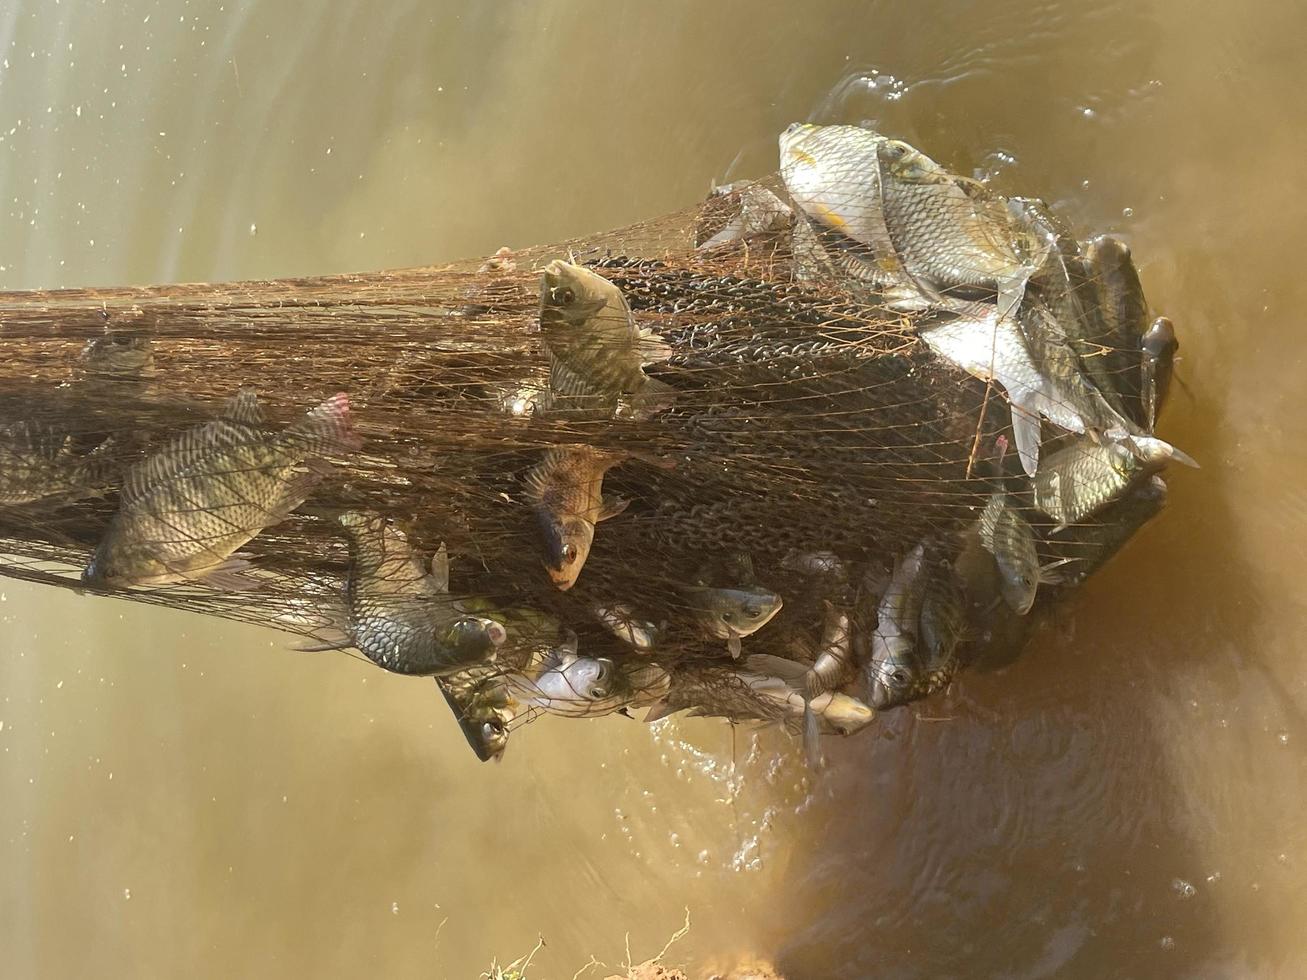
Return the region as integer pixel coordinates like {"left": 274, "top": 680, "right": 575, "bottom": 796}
{"left": 978, "top": 493, "right": 1068, "bottom": 615}
{"left": 1033, "top": 437, "right": 1152, "bottom": 528}
{"left": 437, "top": 670, "right": 518, "bottom": 763}
{"left": 866, "top": 543, "right": 927, "bottom": 710}
{"left": 695, "top": 181, "right": 793, "bottom": 250}
{"left": 1082, "top": 234, "right": 1150, "bottom": 424}
{"left": 742, "top": 653, "right": 875, "bottom": 739}
{"left": 326, "top": 512, "right": 505, "bottom": 676}
{"left": 525, "top": 446, "right": 632, "bottom": 591}
{"left": 510, "top": 632, "right": 670, "bottom": 718}
{"left": 875, "top": 137, "right": 1032, "bottom": 316}
{"left": 83, "top": 389, "right": 361, "bottom": 588}
{"left": 1141, "top": 316, "right": 1178, "bottom": 431}
{"left": 802, "top": 601, "right": 854, "bottom": 698}
{"left": 593, "top": 602, "right": 659, "bottom": 652}
{"left": 0, "top": 422, "right": 116, "bottom": 505}
{"left": 538, "top": 259, "right": 675, "bottom": 416}
{"left": 682, "top": 583, "right": 784, "bottom": 658}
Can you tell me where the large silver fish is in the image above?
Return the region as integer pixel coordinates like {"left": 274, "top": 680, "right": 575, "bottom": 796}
{"left": 802, "top": 601, "right": 854, "bottom": 698}
{"left": 682, "top": 582, "right": 784, "bottom": 658}
{"left": 83, "top": 389, "right": 360, "bottom": 588}
{"left": 1033, "top": 437, "right": 1153, "bottom": 528}
{"left": 0, "top": 421, "right": 116, "bottom": 505}
{"left": 323, "top": 512, "right": 505, "bottom": 676}
{"left": 537, "top": 260, "right": 675, "bottom": 416}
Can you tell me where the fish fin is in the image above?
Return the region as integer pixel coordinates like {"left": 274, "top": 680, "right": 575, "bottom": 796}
{"left": 547, "top": 357, "right": 608, "bottom": 403}
{"left": 803, "top": 700, "right": 824, "bottom": 769}
{"left": 264, "top": 469, "right": 326, "bottom": 525}
{"left": 727, "top": 632, "right": 742, "bottom": 659}
{"left": 1037, "top": 557, "right": 1079, "bottom": 585}
{"left": 743, "top": 653, "right": 808, "bottom": 684}
{"left": 286, "top": 393, "right": 363, "bottom": 454}
{"left": 628, "top": 375, "right": 678, "bottom": 418}
{"left": 291, "top": 627, "right": 353, "bottom": 652}
{"left": 977, "top": 493, "right": 1005, "bottom": 545}
{"left": 429, "top": 543, "right": 450, "bottom": 593}
{"left": 697, "top": 215, "right": 746, "bottom": 250}
{"left": 188, "top": 557, "right": 262, "bottom": 592}
{"left": 636, "top": 326, "right": 673, "bottom": 367}
{"left": 597, "top": 496, "right": 630, "bottom": 522}
{"left": 222, "top": 388, "right": 265, "bottom": 426}
{"left": 644, "top": 699, "right": 677, "bottom": 723}
{"left": 1009, "top": 403, "right": 1042, "bottom": 477}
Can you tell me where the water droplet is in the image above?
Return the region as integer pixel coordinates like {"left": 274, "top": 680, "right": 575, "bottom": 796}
{"left": 391, "top": 902, "right": 399, "bottom": 915}
{"left": 1277, "top": 731, "right": 1289, "bottom": 745}
{"left": 1122, "top": 206, "right": 1135, "bottom": 219}
{"left": 248, "top": 223, "right": 257, "bottom": 237}
{"left": 1159, "top": 936, "right": 1175, "bottom": 951}
{"left": 1171, "top": 878, "right": 1196, "bottom": 899}
{"left": 123, "top": 888, "right": 131, "bottom": 900}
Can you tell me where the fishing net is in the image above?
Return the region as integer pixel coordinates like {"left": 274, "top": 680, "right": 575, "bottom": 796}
{"left": 0, "top": 150, "right": 1178, "bottom": 756}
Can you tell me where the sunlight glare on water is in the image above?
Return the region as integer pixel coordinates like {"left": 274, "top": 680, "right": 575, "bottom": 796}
{"left": 1, "top": 0, "right": 1306, "bottom": 976}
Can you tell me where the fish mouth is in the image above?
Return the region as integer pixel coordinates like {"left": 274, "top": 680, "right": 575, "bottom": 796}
{"left": 545, "top": 565, "right": 577, "bottom": 591}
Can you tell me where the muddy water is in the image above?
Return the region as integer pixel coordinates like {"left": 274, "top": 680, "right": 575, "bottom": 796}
{"left": 2, "top": 0, "right": 1305, "bottom": 976}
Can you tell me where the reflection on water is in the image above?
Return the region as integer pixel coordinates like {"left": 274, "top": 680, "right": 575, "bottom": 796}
{"left": 2, "top": 0, "right": 1306, "bottom": 976}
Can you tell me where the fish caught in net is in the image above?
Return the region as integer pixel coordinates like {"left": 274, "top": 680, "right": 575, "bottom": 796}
{"left": 0, "top": 123, "right": 1191, "bottom": 764}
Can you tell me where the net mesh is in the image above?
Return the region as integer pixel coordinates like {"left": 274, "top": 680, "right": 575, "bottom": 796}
{"left": 0, "top": 147, "right": 1179, "bottom": 755}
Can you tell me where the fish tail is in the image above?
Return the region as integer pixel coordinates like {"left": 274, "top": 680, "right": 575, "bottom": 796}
{"left": 1124, "top": 434, "right": 1198, "bottom": 469}
{"left": 288, "top": 393, "right": 364, "bottom": 454}
{"left": 629, "top": 375, "right": 678, "bottom": 418}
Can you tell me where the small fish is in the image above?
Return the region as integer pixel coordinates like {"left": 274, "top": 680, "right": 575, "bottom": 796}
{"left": 682, "top": 583, "right": 784, "bottom": 658}
{"left": 525, "top": 446, "right": 632, "bottom": 591}
{"left": 695, "top": 181, "right": 793, "bottom": 250}
{"left": 1033, "top": 437, "right": 1152, "bottom": 528}
{"left": 83, "top": 389, "right": 361, "bottom": 588}
{"left": 866, "top": 543, "right": 928, "bottom": 710}
{"left": 537, "top": 259, "right": 676, "bottom": 416}
{"left": 437, "top": 671, "right": 518, "bottom": 763}
{"left": 1044, "top": 475, "right": 1168, "bottom": 586}
{"left": 914, "top": 564, "right": 968, "bottom": 698}
{"left": 509, "top": 632, "right": 670, "bottom": 718}
{"left": 978, "top": 493, "right": 1069, "bottom": 615}
{"left": 593, "top": 602, "right": 658, "bottom": 652}
{"left": 803, "top": 602, "right": 854, "bottom": 698}
{"left": 1141, "top": 316, "right": 1178, "bottom": 430}
{"left": 743, "top": 653, "right": 875, "bottom": 744}
{"left": 77, "top": 332, "right": 154, "bottom": 379}
{"left": 324, "top": 512, "right": 505, "bottom": 675}
{"left": 781, "top": 549, "right": 847, "bottom": 580}
{"left": 0, "top": 422, "right": 117, "bottom": 505}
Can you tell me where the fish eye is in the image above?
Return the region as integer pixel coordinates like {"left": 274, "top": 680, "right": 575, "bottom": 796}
{"left": 892, "top": 669, "right": 909, "bottom": 683}
{"left": 561, "top": 543, "right": 578, "bottom": 565}
{"left": 482, "top": 719, "right": 505, "bottom": 737}
{"left": 551, "top": 286, "right": 576, "bottom": 305}
{"left": 591, "top": 686, "right": 608, "bottom": 699}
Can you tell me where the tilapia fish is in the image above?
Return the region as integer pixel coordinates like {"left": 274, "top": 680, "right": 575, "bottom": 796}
{"left": 525, "top": 446, "right": 633, "bottom": 591}
{"left": 437, "top": 670, "right": 518, "bottom": 763}
{"left": 978, "top": 493, "right": 1068, "bottom": 615}
{"left": 329, "top": 512, "right": 505, "bottom": 676}
{"left": 1033, "top": 437, "right": 1153, "bottom": 528}
{"left": 682, "top": 582, "right": 784, "bottom": 658}
{"left": 78, "top": 332, "right": 155, "bottom": 380}
{"left": 0, "top": 421, "right": 116, "bottom": 505}
{"left": 866, "top": 542, "right": 926, "bottom": 710}
{"left": 695, "top": 181, "right": 793, "bottom": 250}
{"left": 83, "top": 389, "right": 361, "bottom": 588}
{"left": 538, "top": 259, "right": 675, "bottom": 416}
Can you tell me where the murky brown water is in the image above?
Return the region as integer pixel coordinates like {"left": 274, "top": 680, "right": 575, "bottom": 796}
{"left": 2, "top": 1, "right": 1306, "bottom": 976}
